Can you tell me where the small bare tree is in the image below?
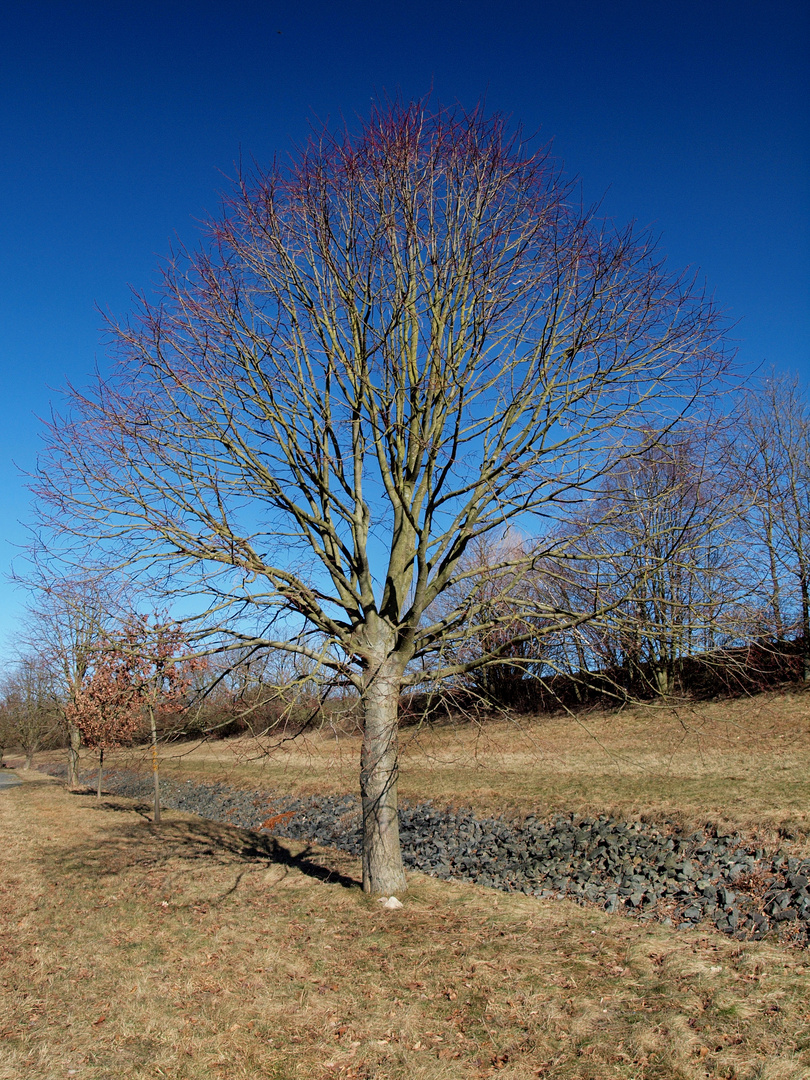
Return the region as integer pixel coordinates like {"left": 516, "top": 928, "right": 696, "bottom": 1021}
{"left": 0, "top": 656, "right": 60, "bottom": 770}
{"left": 35, "top": 99, "right": 729, "bottom": 893}
{"left": 14, "top": 564, "right": 126, "bottom": 787}
{"left": 557, "top": 431, "right": 745, "bottom": 696}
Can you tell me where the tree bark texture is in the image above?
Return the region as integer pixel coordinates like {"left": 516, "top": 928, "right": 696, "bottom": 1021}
{"left": 67, "top": 723, "right": 81, "bottom": 789}
{"left": 360, "top": 658, "right": 406, "bottom": 896}
{"left": 148, "top": 703, "right": 161, "bottom": 824}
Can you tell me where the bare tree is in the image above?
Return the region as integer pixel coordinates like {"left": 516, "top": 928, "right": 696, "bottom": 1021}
{"left": 0, "top": 656, "right": 60, "bottom": 770}
{"left": 434, "top": 430, "right": 746, "bottom": 708}
{"left": 34, "top": 99, "right": 729, "bottom": 893}
{"left": 17, "top": 569, "right": 123, "bottom": 787}
{"left": 557, "top": 430, "right": 746, "bottom": 697}
{"left": 423, "top": 532, "right": 573, "bottom": 711}
{"left": 730, "top": 371, "right": 810, "bottom": 679}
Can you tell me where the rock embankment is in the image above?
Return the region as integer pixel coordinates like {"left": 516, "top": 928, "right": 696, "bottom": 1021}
{"left": 46, "top": 766, "right": 809, "bottom": 944}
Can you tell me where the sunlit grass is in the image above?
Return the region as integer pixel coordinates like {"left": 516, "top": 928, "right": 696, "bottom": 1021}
{"left": 2, "top": 772, "right": 810, "bottom": 1079}
{"left": 77, "top": 686, "right": 810, "bottom": 845}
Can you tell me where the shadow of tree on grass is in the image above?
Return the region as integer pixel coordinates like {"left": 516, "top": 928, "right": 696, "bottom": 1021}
{"left": 46, "top": 801, "right": 360, "bottom": 899}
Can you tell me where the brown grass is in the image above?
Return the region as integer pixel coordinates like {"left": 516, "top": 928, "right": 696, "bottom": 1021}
{"left": 3, "top": 688, "right": 810, "bottom": 1080}
{"left": 65, "top": 685, "right": 810, "bottom": 847}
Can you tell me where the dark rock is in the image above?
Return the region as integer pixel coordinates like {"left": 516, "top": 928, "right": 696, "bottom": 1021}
{"left": 36, "top": 762, "right": 810, "bottom": 947}
{"left": 774, "top": 908, "right": 798, "bottom": 922}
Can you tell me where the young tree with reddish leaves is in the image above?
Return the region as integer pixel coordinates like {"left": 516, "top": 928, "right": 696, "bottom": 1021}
{"left": 122, "top": 615, "right": 206, "bottom": 823}
{"left": 35, "top": 98, "right": 730, "bottom": 894}
{"left": 65, "top": 647, "right": 143, "bottom": 798}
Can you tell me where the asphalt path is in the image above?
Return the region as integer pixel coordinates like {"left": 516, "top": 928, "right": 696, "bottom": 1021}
{"left": 0, "top": 770, "right": 21, "bottom": 791}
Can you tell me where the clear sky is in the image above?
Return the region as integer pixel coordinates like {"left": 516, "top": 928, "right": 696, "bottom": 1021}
{"left": 1, "top": 0, "right": 807, "bottom": 651}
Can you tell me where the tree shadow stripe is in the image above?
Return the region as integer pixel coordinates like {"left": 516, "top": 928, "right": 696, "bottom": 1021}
{"left": 46, "top": 808, "right": 361, "bottom": 892}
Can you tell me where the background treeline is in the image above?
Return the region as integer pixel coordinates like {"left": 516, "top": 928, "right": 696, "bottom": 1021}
{"left": 433, "top": 369, "right": 810, "bottom": 713}
{"left": 3, "top": 369, "right": 809, "bottom": 771}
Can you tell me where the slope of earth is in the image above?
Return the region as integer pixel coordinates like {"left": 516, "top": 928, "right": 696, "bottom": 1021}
{"left": 45, "top": 687, "right": 810, "bottom": 842}
{"left": 2, "top": 774, "right": 810, "bottom": 1080}
{"left": 31, "top": 688, "right": 810, "bottom": 946}
{"left": 46, "top": 769, "right": 809, "bottom": 947}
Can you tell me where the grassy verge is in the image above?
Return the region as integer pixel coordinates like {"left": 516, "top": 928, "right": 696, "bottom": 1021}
{"left": 2, "top": 773, "right": 810, "bottom": 1079}
{"left": 50, "top": 687, "right": 810, "bottom": 847}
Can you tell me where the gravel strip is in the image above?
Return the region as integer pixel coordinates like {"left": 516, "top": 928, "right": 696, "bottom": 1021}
{"left": 43, "top": 764, "right": 810, "bottom": 944}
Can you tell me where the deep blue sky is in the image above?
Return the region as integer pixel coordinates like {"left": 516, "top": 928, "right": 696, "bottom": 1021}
{"left": 1, "top": 0, "right": 808, "bottom": 650}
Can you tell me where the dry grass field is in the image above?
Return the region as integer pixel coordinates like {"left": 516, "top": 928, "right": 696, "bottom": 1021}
{"left": 3, "top": 688, "right": 810, "bottom": 1079}
{"left": 116, "top": 687, "right": 810, "bottom": 844}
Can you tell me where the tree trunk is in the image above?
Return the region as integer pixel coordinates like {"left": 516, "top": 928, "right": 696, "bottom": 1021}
{"left": 148, "top": 703, "right": 161, "bottom": 824}
{"left": 67, "top": 722, "right": 81, "bottom": 789}
{"left": 653, "top": 664, "right": 669, "bottom": 697}
{"left": 800, "top": 575, "right": 810, "bottom": 683}
{"left": 23, "top": 753, "right": 33, "bottom": 770}
{"left": 360, "top": 658, "right": 407, "bottom": 896}
{"left": 97, "top": 747, "right": 104, "bottom": 800}
{"left": 765, "top": 516, "right": 784, "bottom": 638}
